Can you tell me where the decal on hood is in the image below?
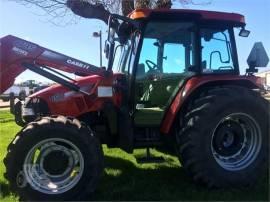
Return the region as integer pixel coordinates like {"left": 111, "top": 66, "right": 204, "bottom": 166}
{"left": 66, "top": 59, "right": 92, "bottom": 70}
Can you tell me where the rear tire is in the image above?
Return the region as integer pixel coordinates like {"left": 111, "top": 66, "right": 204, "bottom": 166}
{"left": 4, "top": 116, "right": 103, "bottom": 201}
{"left": 177, "top": 86, "right": 269, "bottom": 188}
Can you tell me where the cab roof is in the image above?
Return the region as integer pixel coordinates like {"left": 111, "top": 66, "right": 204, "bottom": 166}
{"left": 129, "top": 9, "right": 245, "bottom": 26}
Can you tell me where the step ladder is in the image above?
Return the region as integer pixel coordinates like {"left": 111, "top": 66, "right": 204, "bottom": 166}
{"left": 136, "top": 147, "right": 165, "bottom": 164}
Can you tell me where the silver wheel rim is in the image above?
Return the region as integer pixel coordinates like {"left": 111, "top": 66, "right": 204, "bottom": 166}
{"left": 211, "top": 113, "right": 262, "bottom": 171}
{"left": 23, "top": 138, "right": 84, "bottom": 194}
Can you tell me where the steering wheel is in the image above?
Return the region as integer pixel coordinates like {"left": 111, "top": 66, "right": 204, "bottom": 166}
{"left": 145, "top": 60, "right": 158, "bottom": 72}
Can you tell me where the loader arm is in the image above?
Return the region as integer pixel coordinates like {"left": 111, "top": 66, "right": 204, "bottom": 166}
{"left": 0, "top": 35, "right": 105, "bottom": 94}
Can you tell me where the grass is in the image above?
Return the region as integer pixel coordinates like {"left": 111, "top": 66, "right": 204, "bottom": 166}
{"left": 0, "top": 112, "right": 20, "bottom": 201}
{"left": 0, "top": 110, "right": 269, "bottom": 201}
{"left": 0, "top": 109, "right": 14, "bottom": 123}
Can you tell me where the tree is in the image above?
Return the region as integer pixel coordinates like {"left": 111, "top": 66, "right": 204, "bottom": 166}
{"left": 9, "top": 0, "right": 212, "bottom": 25}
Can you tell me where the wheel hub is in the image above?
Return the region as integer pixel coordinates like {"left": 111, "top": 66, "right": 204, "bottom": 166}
{"left": 211, "top": 113, "right": 262, "bottom": 171}
{"left": 213, "top": 120, "right": 245, "bottom": 157}
{"left": 42, "top": 150, "right": 71, "bottom": 176}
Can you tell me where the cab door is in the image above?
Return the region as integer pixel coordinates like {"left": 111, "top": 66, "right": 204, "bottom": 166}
{"left": 133, "top": 21, "right": 197, "bottom": 127}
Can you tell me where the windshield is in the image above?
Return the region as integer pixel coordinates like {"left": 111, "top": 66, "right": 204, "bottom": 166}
{"left": 104, "top": 19, "right": 135, "bottom": 73}
{"left": 112, "top": 38, "right": 132, "bottom": 73}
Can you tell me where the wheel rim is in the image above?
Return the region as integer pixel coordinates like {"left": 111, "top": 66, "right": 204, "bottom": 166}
{"left": 211, "top": 113, "right": 262, "bottom": 171}
{"left": 23, "top": 138, "right": 84, "bottom": 194}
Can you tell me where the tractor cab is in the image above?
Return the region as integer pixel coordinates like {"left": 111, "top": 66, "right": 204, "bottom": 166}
{"left": 105, "top": 9, "right": 247, "bottom": 129}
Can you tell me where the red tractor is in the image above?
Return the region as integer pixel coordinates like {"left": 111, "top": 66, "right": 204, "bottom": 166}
{"left": 0, "top": 9, "right": 269, "bottom": 201}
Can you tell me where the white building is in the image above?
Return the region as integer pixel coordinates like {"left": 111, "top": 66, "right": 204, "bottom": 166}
{"left": 255, "top": 69, "right": 270, "bottom": 89}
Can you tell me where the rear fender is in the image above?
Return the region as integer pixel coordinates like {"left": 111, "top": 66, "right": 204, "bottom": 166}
{"left": 160, "top": 75, "right": 262, "bottom": 134}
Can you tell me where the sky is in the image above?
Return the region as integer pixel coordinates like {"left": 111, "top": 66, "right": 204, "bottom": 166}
{"left": 0, "top": 0, "right": 269, "bottom": 83}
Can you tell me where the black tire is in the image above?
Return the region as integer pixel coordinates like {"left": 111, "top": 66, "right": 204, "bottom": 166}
{"left": 4, "top": 115, "right": 104, "bottom": 201}
{"left": 177, "top": 86, "right": 269, "bottom": 188}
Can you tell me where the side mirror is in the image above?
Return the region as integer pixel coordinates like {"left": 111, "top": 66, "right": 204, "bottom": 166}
{"left": 118, "top": 22, "right": 132, "bottom": 44}
{"left": 246, "top": 42, "right": 269, "bottom": 73}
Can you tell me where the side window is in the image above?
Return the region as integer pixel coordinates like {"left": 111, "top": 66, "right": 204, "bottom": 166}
{"left": 163, "top": 43, "right": 186, "bottom": 74}
{"left": 201, "top": 29, "right": 234, "bottom": 72}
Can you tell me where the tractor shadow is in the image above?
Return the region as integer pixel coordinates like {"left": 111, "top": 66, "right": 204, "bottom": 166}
{"left": 93, "top": 155, "right": 269, "bottom": 201}
{"left": 0, "top": 156, "right": 268, "bottom": 201}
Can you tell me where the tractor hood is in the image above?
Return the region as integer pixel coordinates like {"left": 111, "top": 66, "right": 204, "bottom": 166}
{"left": 0, "top": 35, "right": 105, "bottom": 94}
{"left": 23, "top": 72, "right": 123, "bottom": 118}
{"left": 29, "top": 74, "right": 104, "bottom": 100}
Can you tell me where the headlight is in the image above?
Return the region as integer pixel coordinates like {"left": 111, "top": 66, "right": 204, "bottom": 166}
{"left": 22, "top": 107, "right": 35, "bottom": 116}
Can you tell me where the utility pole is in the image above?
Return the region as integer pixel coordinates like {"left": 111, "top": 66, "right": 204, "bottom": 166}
{"left": 93, "top": 30, "right": 102, "bottom": 67}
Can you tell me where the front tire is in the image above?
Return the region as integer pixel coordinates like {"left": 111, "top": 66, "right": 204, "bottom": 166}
{"left": 177, "top": 86, "right": 269, "bottom": 188}
{"left": 4, "top": 116, "right": 103, "bottom": 201}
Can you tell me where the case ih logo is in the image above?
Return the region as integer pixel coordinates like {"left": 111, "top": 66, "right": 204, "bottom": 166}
{"left": 67, "top": 59, "right": 91, "bottom": 70}
{"left": 12, "top": 47, "right": 28, "bottom": 56}
{"left": 13, "top": 40, "right": 37, "bottom": 52}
